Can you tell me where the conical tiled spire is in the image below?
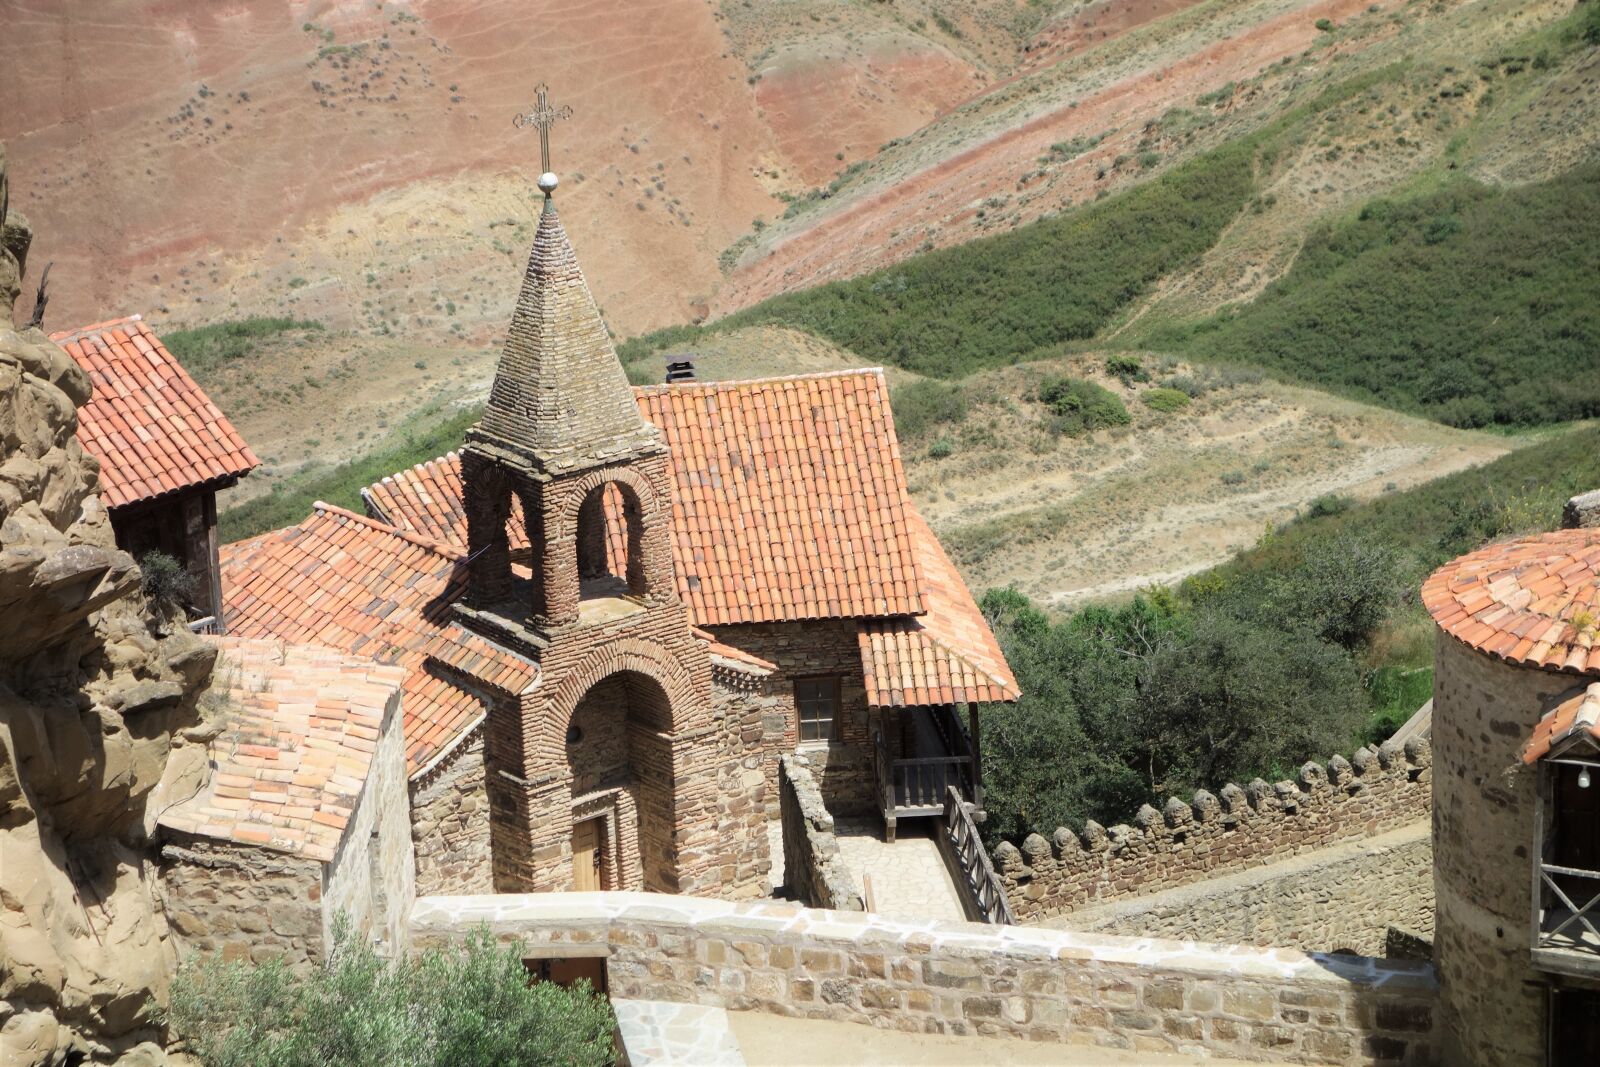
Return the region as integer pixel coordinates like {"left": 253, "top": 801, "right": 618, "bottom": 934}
{"left": 477, "top": 197, "right": 660, "bottom": 473}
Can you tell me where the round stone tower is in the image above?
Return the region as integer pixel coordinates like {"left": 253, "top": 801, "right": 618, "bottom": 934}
{"left": 1424, "top": 527, "right": 1600, "bottom": 1066}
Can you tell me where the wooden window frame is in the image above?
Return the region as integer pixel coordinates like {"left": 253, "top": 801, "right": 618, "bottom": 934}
{"left": 794, "top": 675, "right": 843, "bottom": 744}
{"left": 1531, "top": 747, "right": 1600, "bottom": 978}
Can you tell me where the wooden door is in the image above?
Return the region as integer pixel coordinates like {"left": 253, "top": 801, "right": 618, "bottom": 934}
{"left": 572, "top": 818, "right": 605, "bottom": 891}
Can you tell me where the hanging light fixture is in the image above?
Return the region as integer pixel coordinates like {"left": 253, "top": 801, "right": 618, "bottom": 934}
{"left": 1581, "top": 766, "right": 1593, "bottom": 790}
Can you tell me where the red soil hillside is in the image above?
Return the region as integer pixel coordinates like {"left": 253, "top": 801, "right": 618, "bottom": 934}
{"left": 0, "top": 0, "right": 976, "bottom": 337}
{"left": 713, "top": 0, "right": 1401, "bottom": 315}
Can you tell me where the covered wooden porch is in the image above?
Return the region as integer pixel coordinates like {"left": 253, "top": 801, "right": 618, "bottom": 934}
{"left": 871, "top": 703, "right": 983, "bottom": 842}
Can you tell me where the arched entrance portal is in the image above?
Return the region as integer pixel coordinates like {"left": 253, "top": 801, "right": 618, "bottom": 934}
{"left": 564, "top": 669, "right": 677, "bottom": 893}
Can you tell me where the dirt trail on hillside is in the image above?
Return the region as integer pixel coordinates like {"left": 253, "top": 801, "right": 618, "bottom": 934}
{"left": 903, "top": 369, "right": 1512, "bottom": 605}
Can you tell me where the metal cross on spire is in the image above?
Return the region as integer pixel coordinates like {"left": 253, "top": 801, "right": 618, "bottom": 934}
{"left": 513, "top": 84, "right": 572, "bottom": 191}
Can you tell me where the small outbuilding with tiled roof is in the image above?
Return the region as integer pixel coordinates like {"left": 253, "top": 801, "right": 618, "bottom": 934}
{"left": 51, "top": 315, "right": 258, "bottom": 628}
{"left": 156, "top": 638, "right": 416, "bottom": 968}
{"left": 1424, "top": 515, "right": 1600, "bottom": 1061}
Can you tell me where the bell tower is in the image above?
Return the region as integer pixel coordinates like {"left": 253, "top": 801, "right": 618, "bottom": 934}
{"left": 457, "top": 170, "right": 676, "bottom": 638}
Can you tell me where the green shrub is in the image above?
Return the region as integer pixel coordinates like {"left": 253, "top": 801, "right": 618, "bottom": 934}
{"left": 1037, "top": 376, "right": 1130, "bottom": 436}
{"left": 1142, "top": 387, "right": 1191, "bottom": 412}
{"left": 166, "top": 921, "right": 615, "bottom": 1067}
{"left": 139, "top": 551, "right": 198, "bottom": 608}
{"left": 929, "top": 436, "right": 954, "bottom": 459}
{"left": 1315, "top": 17, "right": 1335, "bottom": 31}
{"left": 890, "top": 379, "right": 969, "bottom": 439}
{"left": 164, "top": 318, "right": 324, "bottom": 381}
{"left": 978, "top": 587, "right": 1367, "bottom": 843}
{"left": 1149, "top": 165, "right": 1600, "bottom": 427}
{"left": 1304, "top": 494, "right": 1353, "bottom": 520}
{"left": 1162, "top": 374, "right": 1207, "bottom": 398}
{"left": 1105, "top": 353, "right": 1147, "bottom": 383}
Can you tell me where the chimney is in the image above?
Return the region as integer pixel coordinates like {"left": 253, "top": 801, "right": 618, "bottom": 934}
{"left": 664, "top": 353, "right": 696, "bottom": 385}
{"left": 1563, "top": 489, "right": 1600, "bottom": 530}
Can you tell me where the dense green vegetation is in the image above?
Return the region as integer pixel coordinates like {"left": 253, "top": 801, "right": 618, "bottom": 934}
{"left": 219, "top": 406, "right": 478, "bottom": 541}
{"left": 978, "top": 423, "right": 1600, "bottom": 844}
{"left": 167, "top": 923, "right": 615, "bottom": 1067}
{"left": 621, "top": 140, "right": 1259, "bottom": 377}
{"left": 164, "top": 317, "right": 324, "bottom": 380}
{"left": 1146, "top": 166, "right": 1600, "bottom": 427}
{"left": 720, "top": 140, "right": 1256, "bottom": 377}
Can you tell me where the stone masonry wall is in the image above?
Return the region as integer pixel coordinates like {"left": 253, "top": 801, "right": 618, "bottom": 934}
{"left": 1430, "top": 631, "right": 1582, "bottom": 1067}
{"left": 411, "top": 892, "right": 1439, "bottom": 1065}
{"left": 321, "top": 685, "right": 416, "bottom": 955}
{"left": 159, "top": 836, "right": 324, "bottom": 969}
{"left": 708, "top": 619, "right": 876, "bottom": 816}
{"left": 778, "top": 754, "right": 864, "bottom": 910}
{"left": 410, "top": 733, "right": 495, "bottom": 897}
{"left": 1064, "top": 822, "right": 1433, "bottom": 956}
{"left": 1563, "top": 488, "right": 1600, "bottom": 530}
{"left": 997, "top": 738, "right": 1432, "bottom": 924}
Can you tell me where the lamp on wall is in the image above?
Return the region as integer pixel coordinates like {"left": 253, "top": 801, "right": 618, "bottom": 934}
{"left": 1580, "top": 767, "right": 1592, "bottom": 790}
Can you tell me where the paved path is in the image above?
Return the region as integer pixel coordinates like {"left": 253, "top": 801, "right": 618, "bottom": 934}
{"left": 613, "top": 1000, "right": 745, "bottom": 1066}
{"left": 731, "top": 1011, "right": 1257, "bottom": 1066}
{"left": 833, "top": 817, "right": 966, "bottom": 923}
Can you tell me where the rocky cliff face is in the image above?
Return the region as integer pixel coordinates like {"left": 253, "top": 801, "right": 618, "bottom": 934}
{"left": 0, "top": 146, "right": 216, "bottom": 1066}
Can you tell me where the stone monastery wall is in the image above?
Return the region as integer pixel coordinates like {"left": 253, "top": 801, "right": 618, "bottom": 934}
{"left": 1066, "top": 823, "right": 1433, "bottom": 956}
{"left": 410, "top": 733, "right": 495, "bottom": 897}
{"left": 997, "top": 737, "right": 1432, "bottom": 925}
{"left": 778, "top": 754, "right": 865, "bottom": 911}
{"left": 411, "top": 892, "right": 1438, "bottom": 1066}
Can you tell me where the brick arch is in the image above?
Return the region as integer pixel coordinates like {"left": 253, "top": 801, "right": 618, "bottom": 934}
{"left": 548, "top": 637, "right": 699, "bottom": 737}
{"left": 555, "top": 465, "right": 661, "bottom": 538}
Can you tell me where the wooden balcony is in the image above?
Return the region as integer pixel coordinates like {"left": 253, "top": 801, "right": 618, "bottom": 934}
{"left": 872, "top": 704, "right": 982, "bottom": 842}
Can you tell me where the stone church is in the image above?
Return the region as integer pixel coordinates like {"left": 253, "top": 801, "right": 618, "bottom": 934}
{"left": 219, "top": 173, "right": 1018, "bottom": 901}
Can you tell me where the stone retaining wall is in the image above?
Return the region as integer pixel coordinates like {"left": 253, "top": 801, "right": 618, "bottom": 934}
{"left": 997, "top": 738, "right": 1431, "bottom": 925}
{"left": 410, "top": 892, "right": 1438, "bottom": 1065}
{"left": 778, "top": 754, "right": 863, "bottom": 910}
{"left": 1061, "top": 822, "right": 1433, "bottom": 956}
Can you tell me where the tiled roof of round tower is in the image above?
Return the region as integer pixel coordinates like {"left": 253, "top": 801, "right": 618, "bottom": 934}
{"left": 1423, "top": 527, "right": 1600, "bottom": 675}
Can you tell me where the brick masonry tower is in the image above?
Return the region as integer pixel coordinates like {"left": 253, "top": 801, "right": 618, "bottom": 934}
{"left": 455, "top": 172, "right": 716, "bottom": 894}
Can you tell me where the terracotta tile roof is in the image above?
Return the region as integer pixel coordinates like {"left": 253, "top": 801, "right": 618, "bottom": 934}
{"left": 859, "top": 510, "right": 1020, "bottom": 707}
{"left": 157, "top": 637, "right": 406, "bottom": 862}
{"left": 220, "top": 504, "right": 538, "bottom": 774}
{"left": 1522, "top": 683, "right": 1600, "bottom": 764}
{"left": 365, "top": 370, "right": 925, "bottom": 625}
{"left": 1423, "top": 528, "right": 1600, "bottom": 675}
{"left": 50, "top": 315, "right": 259, "bottom": 509}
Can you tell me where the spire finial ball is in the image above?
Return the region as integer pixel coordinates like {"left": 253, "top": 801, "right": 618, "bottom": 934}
{"left": 538, "top": 172, "right": 559, "bottom": 195}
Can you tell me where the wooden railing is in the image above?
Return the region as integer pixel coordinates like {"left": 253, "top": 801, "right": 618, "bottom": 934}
{"left": 873, "top": 727, "right": 895, "bottom": 823}
{"left": 942, "top": 786, "right": 1014, "bottom": 925}
{"left": 1537, "top": 863, "right": 1600, "bottom": 954}
{"left": 893, "top": 756, "right": 974, "bottom": 811}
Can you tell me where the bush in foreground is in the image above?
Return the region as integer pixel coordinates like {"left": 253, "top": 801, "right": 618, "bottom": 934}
{"left": 167, "top": 923, "right": 615, "bottom": 1067}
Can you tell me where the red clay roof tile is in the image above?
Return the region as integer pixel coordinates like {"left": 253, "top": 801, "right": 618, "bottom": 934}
{"left": 50, "top": 316, "right": 259, "bottom": 509}
{"left": 156, "top": 638, "right": 406, "bottom": 862}
{"left": 363, "top": 371, "right": 925, "bottom": 625}
{"left": 1424, "top": 529, "right": 1600, "bottom": 676}
{"left": 859, "top": 510, "right": 1020, "bottom": 707}
{"left": 219, "top": 505, "right": 536, "bottom": 775}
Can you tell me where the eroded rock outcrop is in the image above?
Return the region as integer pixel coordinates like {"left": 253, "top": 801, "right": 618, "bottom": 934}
{"left": 0, "top": 146, "right": 216, "bottom": 1066}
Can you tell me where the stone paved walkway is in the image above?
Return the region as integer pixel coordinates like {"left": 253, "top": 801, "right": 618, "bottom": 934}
{"left": 832, "top": 817, "right": 966, "bottom": 923}
{"left": 613, "top": 999, "right": 745, "bottom": 1065}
